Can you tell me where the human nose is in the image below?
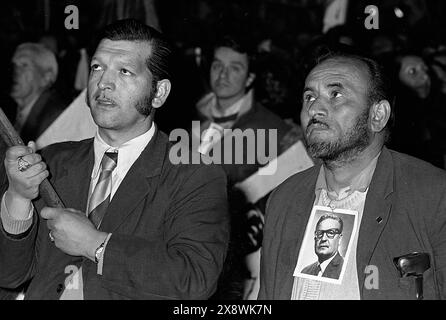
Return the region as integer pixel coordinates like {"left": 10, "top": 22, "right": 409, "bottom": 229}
{"left": 307, "top": 97, "right": 328, "bottom": 119}
{"left": 97, "top": 70, "right": 116, "bottom": 91}
{"left": 218, "top": 66, "right": 229, "bottom": 79}
{"left": 320, "top": 232, "right": 330, "bottom": 241}
{"left": 420, "top": 72, "right": 429, "bottom": 82}
{"left": 12, "top": 64, "right": 21, "bottom": 76}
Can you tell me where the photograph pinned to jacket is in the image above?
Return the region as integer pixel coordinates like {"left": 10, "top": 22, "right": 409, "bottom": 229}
{"left": 293, "top": 206, "right": 358, "bottom": 284}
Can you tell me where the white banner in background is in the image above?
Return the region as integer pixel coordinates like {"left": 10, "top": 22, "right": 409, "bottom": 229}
{"left": 36, "top": 89, "right": 97, "bottom": 150}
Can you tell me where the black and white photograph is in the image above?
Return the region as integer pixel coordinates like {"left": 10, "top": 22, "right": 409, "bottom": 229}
{"left": 0, "top": 0, "right": 446, "bottom": 308}
{"left": 293, "top": 205, "right": 357, "bottom": 284}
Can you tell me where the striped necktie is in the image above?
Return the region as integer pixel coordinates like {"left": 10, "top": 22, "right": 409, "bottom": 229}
{"left": 88, "top": 152, "right": 118, "bottom": 228}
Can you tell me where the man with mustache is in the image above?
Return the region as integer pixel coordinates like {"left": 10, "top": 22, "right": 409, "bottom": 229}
{"left": 259, "top": 50, "right": 446, "bottom": 299}
{"left": 0, "top": 19, "right": 229, "bottom": 299}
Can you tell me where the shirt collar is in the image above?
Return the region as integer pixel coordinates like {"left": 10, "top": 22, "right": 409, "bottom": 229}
{"left": 92, "top": 123, "right": 156, "bottom": 179}
{"left": 319, "top": 252, "right": 338, "bottom": 274}
{"left": 315, "top": 152, "right": 381, "bottom": 199}
{"left": 197, "top": 89, "right": 254, "bottom": 122}
{"left": 211, "top": 90, "right": 247, "bottom": 117}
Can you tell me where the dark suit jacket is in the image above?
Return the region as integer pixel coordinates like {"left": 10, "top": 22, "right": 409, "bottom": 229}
{"left": 221, "top": 102, "right": 292, "bottom": 186}
{"left": 0, "top": 129, "right": 229, "bottom": 299}
{"left": 195, "top": 100, "right": 295, "bottom": 299}
{"left": 301, "top": 252, "right": 344, "bottom": 280}
{"left": 259, "top": 147, "right": 446, "bottom": 299}
{"left": 196, "top": 100, "right": 293, "bottom": 186}
{"left": 20, "top": 88, "right": 68, "bottom": 143}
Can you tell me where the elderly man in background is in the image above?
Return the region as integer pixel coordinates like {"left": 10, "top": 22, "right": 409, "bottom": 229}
{"left": 10, "top": 42, "right": 68, "bottom": 143}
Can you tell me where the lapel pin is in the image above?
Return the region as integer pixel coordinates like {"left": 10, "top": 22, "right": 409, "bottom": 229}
{"left": 376, "top": 216, "right": 383, "bottom": 224}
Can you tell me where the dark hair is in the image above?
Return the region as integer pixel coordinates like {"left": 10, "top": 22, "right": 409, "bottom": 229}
{"left": 316, "top": 214, "right": 344, "bottom": 234}
{"left": 310, "top": 48, "right": 395, "bottom": 141}
{"left": 96, "top": 19, "right": 171, "bottom": 116}
{"left": 317, "top": 51, "right": 393, "bottom": 109}
{"left": 213, "top": 34, "right": 252, "bottom": 55}
{"left": 212, "top": 34, "right": 256, "bottom": 73}
{"left": 100, "top": 19, "right": 171, "bottom": 83}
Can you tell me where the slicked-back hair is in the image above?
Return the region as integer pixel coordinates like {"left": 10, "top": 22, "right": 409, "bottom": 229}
{"left": 213, "top": 34, "right": 251, "bottom": 56}
{"left": 316, "top": 214, "right": 344, "bottom": 235}
{"left": 99, "top": 19, "right": 171, "bottom": 83}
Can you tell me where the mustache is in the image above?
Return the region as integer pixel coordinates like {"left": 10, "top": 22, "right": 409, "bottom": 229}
{"left": 95, "top": 93, "right": 117, "bottom": 104}
{"left": 306, "top": 118, "right": 329, "bottom": 131}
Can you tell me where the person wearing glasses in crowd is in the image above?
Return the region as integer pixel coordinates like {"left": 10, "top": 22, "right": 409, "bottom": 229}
{"left": 301, "top": 215, "right": 344, "bottom": 280}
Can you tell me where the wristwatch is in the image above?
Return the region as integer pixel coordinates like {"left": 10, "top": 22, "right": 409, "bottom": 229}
{"left": 94, "top": 241, "right": 106, "bottom": 264}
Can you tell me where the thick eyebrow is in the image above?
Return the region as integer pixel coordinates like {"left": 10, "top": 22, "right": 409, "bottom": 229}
{"left": 212, "top": 58, "right": 246, "bottom": 68}
{"left": 303, "top": 86, "right": 313, "bottom": 93}
{"left": 326, "top": 82, "right": 345, "bottom": 89}
{"left": 229, "top": 61, "right": 245, "bottom": 68}
{"left": 91, "top": 55, "right": 139, "bottom": 70}
{"left": 303, "top": 82, "right": 347, "bottom": 95}
{"left": 90, "top": 55, "right": 101, "bottom": 63}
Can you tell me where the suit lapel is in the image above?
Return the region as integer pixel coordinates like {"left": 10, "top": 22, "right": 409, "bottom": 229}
{"left": 51, "top": 139, "right": 94, "bottom": 212}
{"left": 331, "top": 252, "right": 343, "bottom": 267}
{"left": 276, "top": 164, "right": 320, "bottom": 298}
{"left": 324, "top": 252, "right": 343, "bottom": 277}
{"left": 22, "top": 90, "right": 51, "bottom": 138}
{"left": 99, "top": 130, "right": 167, "bottom": 232}
{"left": 357, "top": 147, "right": 394, "bottom": 294}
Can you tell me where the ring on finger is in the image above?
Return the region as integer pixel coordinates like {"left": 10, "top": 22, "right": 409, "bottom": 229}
{"left": 17, "top": 156, "right": 32, "bottom": 172}
{"left": 49, "top": 231, "right": 55, "bottom": 242}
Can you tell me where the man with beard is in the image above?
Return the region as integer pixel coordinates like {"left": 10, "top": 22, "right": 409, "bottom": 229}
{"left": 258, "top": 51, "right": 446, "bottom": 299}
{"left": 0, "top": 19, "right": 229, "bottom": 300}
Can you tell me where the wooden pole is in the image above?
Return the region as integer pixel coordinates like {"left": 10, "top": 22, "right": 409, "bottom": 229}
{"left": 0, "top": 107, "right": 65, "bottom": 208}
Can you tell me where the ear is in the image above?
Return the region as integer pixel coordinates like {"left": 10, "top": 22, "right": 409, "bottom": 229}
{"left": 245, "top": 72, "right": 256, "bottom": 88}
{"left": 151, "top": 79, "right": 171, "bottom": 109}
{"left": 42, "top": 71, "right": 55, "bottom": 88}
{"left": 369, "top": 100, "right": 391, "bottom": 133}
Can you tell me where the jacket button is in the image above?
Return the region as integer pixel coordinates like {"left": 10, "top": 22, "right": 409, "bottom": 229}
{"left": 56, "top": 284, "right": 64, "bottom": 293}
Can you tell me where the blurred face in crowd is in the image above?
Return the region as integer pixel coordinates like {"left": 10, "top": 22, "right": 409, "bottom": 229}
{"left": 87, "top": 39, "right": 155, "bottom": 142}
{"left": 314, "top": 217, "right": 342, "bottom": 262}
{"left": 301, "top": 58, "right": 372, "bottom": 162}
{"left": 11, "top": 49, "right": 47, "bottom": 104}
{"left": 398, "top": 55, "right": 431, "bottom": 99}
{"left": 210, "top": 46, "right": 254, "bottom": 109}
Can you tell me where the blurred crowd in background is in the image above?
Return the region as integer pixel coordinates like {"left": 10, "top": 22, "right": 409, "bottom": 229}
{"left": 1, "top": 0, "right": 445, "bottom": 168}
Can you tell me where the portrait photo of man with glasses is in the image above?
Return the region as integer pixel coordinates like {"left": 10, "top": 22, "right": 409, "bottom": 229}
{"left": 292, "top": 206, "right": 357, "bottom": 285}
{"left": 301, "top": 215, "right": 344, "bottom": 280}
